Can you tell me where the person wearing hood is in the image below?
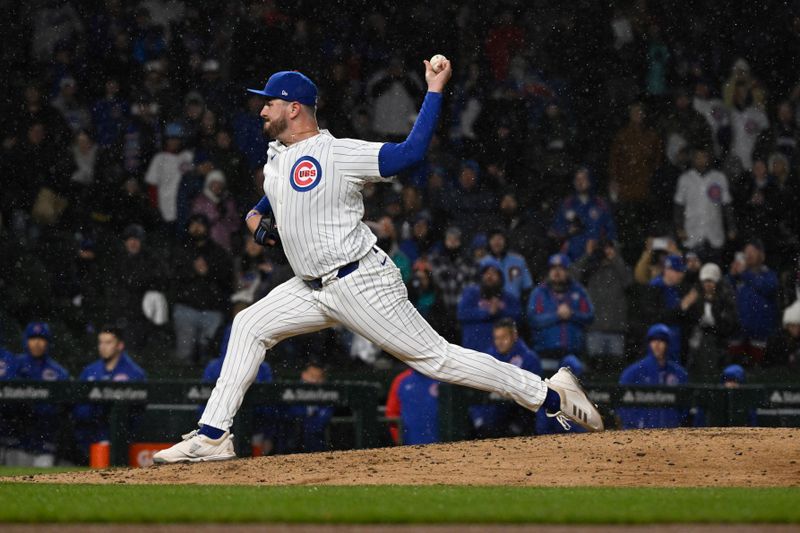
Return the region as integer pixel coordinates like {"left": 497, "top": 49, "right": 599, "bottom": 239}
{"left": 457, "top": 257, "right": 521, "bottom": 351}
{"left": 430, "top": 226, "right": 476, "bottom": 343}
{"left": 618, "top": 324, "right": 689, "bottom": 429}
{"left": 469, "top": 318, "right": 541, "bottom": 438}
{"left": 528, "top": 254, "right": 594, "bottom": 360}
{"left": 685, "top": 263, "right": 740, "bottom": 380}
{"left": 191, "top": 169, "right": 240, "bottom": 252}
{"left": 385, "top": 365, "right": 440, "bottom": 445}
{"left": 549, "top": 167, "right": 617, "bottom": 262}
{"left": 12, "top": 322, "right": 70, "bottom": 467}
{"left": 172, "top": 213, "right": 233, "bottom": 364}
{"left": 486, "top": 228, "right": 534, "bottom": 303}
{"left": 73, "top": 327, "right": 147, "bottom": 463}
{"left": 765, "top": 300, "right": 800, "bottom": 368}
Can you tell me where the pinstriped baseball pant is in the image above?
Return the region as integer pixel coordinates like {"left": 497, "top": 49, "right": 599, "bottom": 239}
{"left": 199, "top": 247, "right": 548, "bottom": 431}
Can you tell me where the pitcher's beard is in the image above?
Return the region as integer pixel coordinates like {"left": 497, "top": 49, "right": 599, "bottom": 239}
{"left": 263, "top": 116, "right": 288, "bottom": 139}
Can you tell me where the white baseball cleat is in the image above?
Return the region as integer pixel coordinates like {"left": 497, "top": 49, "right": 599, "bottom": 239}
{"left": 544, "top": 367, "right": 604, "bottom": 432}
{"left": 152, "top": 429, "right": 236, "bottom": 464}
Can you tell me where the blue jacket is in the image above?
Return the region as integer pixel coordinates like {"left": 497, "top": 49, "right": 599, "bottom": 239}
{"left": 74, "top": 353, "right": 147, "bottom": 447}
{"left": 387, "top": 369, "right": 439, "bottom": 445}
{"left": 457, "top": 285, "right": 521, "bottom": 351}
{"left": 15, "top": 353, "right": 70, "bottom": 382}
{"left": 470, "top": 340, "right": 541, "bottom": 434}
{"left": 528, "top": 280, "right": 594, "bottom": 353}
{"left": 647, "top": 276, "right": 684, "bottom": 361}
{"left": 551, "top": 193, "right": 617, "bottom": 261}
{"left": 617, "top": 352, "right": 688, "bottom": 429}
{"left": 488, "top": 252, "right": 534, "bottom": 300}
{"left": 0, "top": 348, "right": 16, "bottom": 380}
{"left": 14, "top": 352, "right": 70, "bottom": 453}
{"left": 232, "top": 111, "right": 269, "bottom": 170}
{"left": 729, "top": 267, "right": 779, "bottom": 341}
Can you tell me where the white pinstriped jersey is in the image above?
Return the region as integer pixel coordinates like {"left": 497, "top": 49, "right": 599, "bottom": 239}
{"left": 262, "top": 131, "right": 394, "bottom": 279}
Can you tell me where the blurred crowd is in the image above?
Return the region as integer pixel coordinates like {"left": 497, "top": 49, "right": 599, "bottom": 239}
{"left": 2, "top": 1, "right": 800, "bottom": 458}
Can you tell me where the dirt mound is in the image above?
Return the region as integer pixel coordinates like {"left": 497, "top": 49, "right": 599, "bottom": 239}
{"left": 13, "top": 428, "right": 800, "bottom": 487}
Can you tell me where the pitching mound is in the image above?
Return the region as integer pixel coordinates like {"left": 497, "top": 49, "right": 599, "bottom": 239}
{"left": 14, "top": 428, "right": 800, "bottom": 487}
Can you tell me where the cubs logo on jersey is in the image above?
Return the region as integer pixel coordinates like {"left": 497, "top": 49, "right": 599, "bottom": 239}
{"left": 290, "top": 156, "right": 322, "bottom": 192}
{"left": 706, "top": 183, "right": 723, "bottom": 204}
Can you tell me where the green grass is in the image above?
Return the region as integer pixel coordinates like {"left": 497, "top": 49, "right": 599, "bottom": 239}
{"left": 0, "top": 485, "right": 798, "bottom": 524}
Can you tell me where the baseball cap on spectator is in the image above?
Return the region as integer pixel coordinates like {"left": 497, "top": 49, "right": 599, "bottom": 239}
{"left": 247, "top": 71, "right": 318, "bottom": 106}
{"left": 25, "top": 321, "right": 52, "bottom": 342}
{"left": 185, "top": 91, "right": 204, "bottom": 106}
{"left": 445, "top": 226, "right": 462, "bottom": 239}
{"left": 721, "top": 364, "right": 746, "bottom": 384}
{"left": 664, "top": 254, "right": 685, "bottom": 272}
{"left": 79, "top": 236, "right": 96, "bottom": 251}
{"left": 122, "top": 223, "right": 146, "bottom": 241}
{"left": 699, "top": 263, "right": 721, "bottom": 283}
{"left": 559, "top": 354, "right": 584, "bottom": 378}
{"left": 548, "top": 253, "right": 571, "bottom": 269}
{"left": 470, "top": 233, "right": 488, "bottom": 251}
{"left": 646, "top": 323, "right": 671, "bottom": 343}
{"left": 187, "top": 213, "right": 210, "bottom": 228}
{"left": 783, "top": 300, "right": 800, "bottom": 326}
{"left": 165, "top": 122, "right": 184, "bottom": 138}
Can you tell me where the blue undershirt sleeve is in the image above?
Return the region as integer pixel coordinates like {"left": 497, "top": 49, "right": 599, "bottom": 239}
{"left": 252, "top": 195, "right": 271, "bottom": 215}
{"left": 378, "top": 91, "right": 443, "bottom": 177}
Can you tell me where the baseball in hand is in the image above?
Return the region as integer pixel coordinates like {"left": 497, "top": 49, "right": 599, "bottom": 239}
{"left": 430, "top": 54, "right": 447, "bottom": 73}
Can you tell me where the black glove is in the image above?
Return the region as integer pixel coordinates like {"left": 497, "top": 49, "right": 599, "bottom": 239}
{"left": 253, "top": 212, "right": 279, "bottom": 246}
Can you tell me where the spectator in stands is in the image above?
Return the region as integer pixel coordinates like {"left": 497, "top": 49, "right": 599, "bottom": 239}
{"left": 685, "top": 263, "right": 740, "bottom": 380}
{"left": 172, "top": 214, "right": 232, "bottom": 364}
{"left": 531, "top": 101, "right": 576, "bottom": 203}
{"left": 58, "top": 236, "right": 105, "bottom": 333}
{"left": 674, "top": 146, "right": 736, "bottom": 264}
{"left": 176, "top": 150, "right": 215, "bottom": 236}
{"left": 209, "top": 129, "right": 249, "bottom": 207}
{"left": 73, "top": 327, "right": 147, "bottom": 463}
{"left": 550, "top": 167, "right": 617, "bottom": 263}
{"left": 571, "top": 239, "right": 632, "bottom": 367}
{"left": 634, "top": 236, "right": 680, "bottom": 285}
{"left": 385, "top": 366, "right": 440, "bottom": 445}
{"left": 144, "top": 122, "right": 194, "bottom": 233}
{"left": 469, "top": 319, "right": 541, "bottom": 438}
{"left": 457, "top": 257, "right": 521, "bottom": 351}
{"left": 202, "top": 321, "right": 275, "bottom": 456}
{"left": 451, "top": 160, "right": 496, "bottom": 240}
{"left": 11, "top": 322, "right": 70, "bottom": 467}
{"left": 275, "top": 361, "right": 334, "bottom": 454}
{"left": 366, "top": 56, "right": 425, "bottom": 141}
{"left": 728, "top": 240, "right": 779, "bottom": 366}
{"left": 768, "top": 153, "right": 800, "bottom": 270}
{"left": 692, "top": 78, "right": 729, "bottom": 158}
{"left": 408, "top": 257, "right": 439, "bottom": 321}
{"left": 642, "top": 254, "right": 695, "bottom": 362}
{"left": 51, "top": 77, "right": 91, "bottom": 134}
{"left": 399, "top": 212, "right": 435, "bottom": 265}
{"left": 486, "top": 228, "right": 534, "bottom": 303}
{"left": 536, "top": 354, "right": 587, "bottom": 434}
{"left": 191, "top": 170, "right": 239, "bottom": 252}
{"left": 618, "top": 324, "right": 689, "bottom": 429}
{"left": 497, "top": 191, "right": 549, "bottom": 279}
{"left": 373, "top": 215, "right": 411, "bottom": 282}
{"left": 757, "top": 101, "right": 799, "bottom": 168}
{"left": 728, "top": 80, "right": 769, "bottom": 175}
{"left": 232, "top": 237, "right": 293, "bottom": 306}
{"left": 528, "top": 254, "right": 594, "bottom": 360}
{"left": 765, "top": 300, "right": 800, "bottom": 368}
{"left": 608, "top": 102, "right": 662, "bottom": 244}
{"left": 733, "top": 158, "right": 781, "bottom": 260}
{"left": 105, "top": 224, "right": 169, "bottom": 351}
{"left": 430, "top": 226, "right": 475, "bottom": 342}
{"left": 91, "top": 78, "right": 129, "bottom": 150}
{"left": 658, "top": 87, "right": 713, "bottom": 154}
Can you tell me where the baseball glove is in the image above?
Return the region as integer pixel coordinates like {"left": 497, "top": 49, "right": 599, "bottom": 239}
{"left": 253, "top": 211, "right": 280, "bottom": 246}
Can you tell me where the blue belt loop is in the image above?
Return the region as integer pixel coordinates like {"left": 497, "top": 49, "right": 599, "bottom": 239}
{"left": 305, "top": 260, "right": 359, "bottom": 290}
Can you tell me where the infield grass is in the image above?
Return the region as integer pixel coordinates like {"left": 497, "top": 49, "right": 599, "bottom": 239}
{"left": 0, "top": 484, "right": 798, "bottom": 524}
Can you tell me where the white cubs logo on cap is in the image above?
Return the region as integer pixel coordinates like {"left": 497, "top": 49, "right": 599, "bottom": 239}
{"left": 290, "top": 156, "right": 322, "bottom": 192}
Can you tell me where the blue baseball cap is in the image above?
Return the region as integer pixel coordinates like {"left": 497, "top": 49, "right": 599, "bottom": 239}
{"left": 664, "top": 254, "right": 686, "bottom": 272}
{"left": 548, "top": 253, "right": 571, "bottom": 268}
{"left": 247, "top": 71, "right": 318, "bottom": 106}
